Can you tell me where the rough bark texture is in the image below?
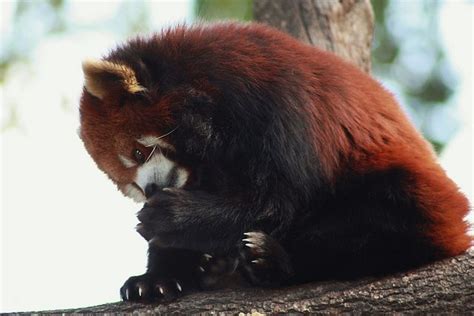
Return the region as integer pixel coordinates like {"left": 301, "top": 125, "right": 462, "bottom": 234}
{"left": 21, "top": 250, "right": 473, "bottom": 314}
{"left": 254, "top": 0, "right": 374, "bottom": 72}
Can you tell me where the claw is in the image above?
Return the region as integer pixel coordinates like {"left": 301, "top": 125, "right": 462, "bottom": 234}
{"left": 243, "top": 232, "right": 265, "bottom": 245}
{"left": 157, "top": 286, "right": 164, "bottom": 295}
{"left": 198, "top": 266, "right": 205, "bottom": 272}
{"left": 245, "top": 242, "right": 256, "bottom": 248}
{"left": 138, "top": 286, "right": 143, "bottom": 297}
{"left": 125, "top": 288, "right": 129, "bottom": 301}
{"left": 203, "top": 253, "right": 213, "bottom": 259}
{"left": 176, "top": 281, "right": 182, "bottom": 292}
{"left": 243, "top": 237, "right": 260, "bottom": 244}
{"left": 244, "top": 232, "right": 260, "bottom": 237}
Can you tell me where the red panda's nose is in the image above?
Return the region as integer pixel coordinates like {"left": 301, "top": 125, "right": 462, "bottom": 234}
{"left": 145, "top": 183, "right": 158, "bottom": 198}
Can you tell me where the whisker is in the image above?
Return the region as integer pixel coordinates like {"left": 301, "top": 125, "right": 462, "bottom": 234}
{"left": 137, "top": 125, "right": 180, "bottom": 149}
{"left": 156, "top": 125, "right": 180, "bottom": 141}
{"left": 145, "top": 145, "right": 157, "bottom": 163}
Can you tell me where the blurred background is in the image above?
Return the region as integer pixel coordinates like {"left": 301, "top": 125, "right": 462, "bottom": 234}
{"left": 1, "top": 0, "right": 472, "bottom": 312}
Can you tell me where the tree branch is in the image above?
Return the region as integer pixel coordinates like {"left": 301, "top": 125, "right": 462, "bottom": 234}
{"left": 30, "top": 250, "right": 473, "bottom": 314}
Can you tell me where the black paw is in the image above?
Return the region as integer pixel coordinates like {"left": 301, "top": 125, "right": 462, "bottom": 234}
{"left": 238, "top": 231, "right": 293, "bottom": 287}
{"left": 196, "top": 253, "right": 238, "bottom": 289}
{"left": 136, "top": 188, "right": 207, "bottom": 248}
{"left": 137, "top": 189, "right": 179, "bottom": 228}
{"left": 135, "top": 188, "right": 185, "bottom": 245}
{"left": 120, "top": 273, "right": 186, "bottom": 302}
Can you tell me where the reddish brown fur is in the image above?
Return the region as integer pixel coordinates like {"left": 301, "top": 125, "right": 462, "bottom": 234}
{"left": 298, "top": 49, "right": 471, "bottom": 256}
{"left": 80, "top": 88, "right": 177, "bottom": 187}
{"left": 211, "top": 25, "right": 471, "bottom": 256}
{"left": 79, "top": 22, "right": 471, "bottom": 260}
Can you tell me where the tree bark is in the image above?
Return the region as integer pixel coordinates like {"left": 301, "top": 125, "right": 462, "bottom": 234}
{"left": 254, "top": 0, "right": 374, "bottom": 73}
{"left": 20, "top": 250, "right": 473, "bottom": 314}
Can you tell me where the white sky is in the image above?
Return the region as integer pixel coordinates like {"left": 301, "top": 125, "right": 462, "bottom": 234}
{"left": 0, "top": 0, "right": 472, "bottom": 312}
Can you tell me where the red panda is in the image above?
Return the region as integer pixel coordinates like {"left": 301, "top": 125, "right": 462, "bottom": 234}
{"left": 79, "top": 22, "right": 471, "bottom": 302}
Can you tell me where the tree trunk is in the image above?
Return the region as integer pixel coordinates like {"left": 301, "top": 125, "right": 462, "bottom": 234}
{"left": 254, "top": 0, "right": 374, "bottom": 73}
{"left": 19, "top": 251, "right": 474, "bottom": 314}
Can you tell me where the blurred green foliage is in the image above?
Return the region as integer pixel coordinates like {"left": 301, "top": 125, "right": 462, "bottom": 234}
{"left": 0, "top": 0, "right": 66, "bottom": 83}
{"left": 194, "top": 0, "right": 253, "bottom": 21}
{"left": 371, "top": 0, "right": 455, "bottom": 152}
{"left": 0, "top": 0, "right": 151, "bottom": 85}
{"left": 1, "top": 0, "right": 152, "bottom": 131}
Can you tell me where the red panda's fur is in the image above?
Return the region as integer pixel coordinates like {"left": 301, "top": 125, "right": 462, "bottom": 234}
{"left": 201, "top": 25, "right": 471, "bottom": 256}
{"left": 79, "top": 22, "right": 471, "bottom": 299}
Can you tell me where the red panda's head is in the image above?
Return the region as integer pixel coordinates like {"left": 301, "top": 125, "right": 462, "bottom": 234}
{"left": 79, "top": 59, "right": 190, "bottom": 203}
{"left": 79, "top": 23, "right": 318, "bottom": 203}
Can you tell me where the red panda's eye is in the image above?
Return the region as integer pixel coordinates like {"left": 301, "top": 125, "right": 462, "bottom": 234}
{"left": 133, "top": 149, "right": 145, "bottom": 164}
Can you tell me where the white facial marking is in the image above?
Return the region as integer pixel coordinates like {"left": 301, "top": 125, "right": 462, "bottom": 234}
{"left": 137, "top": 135, "right": 162, "bottom": 147}
{"left": 137, "top": 135, "right": 176, "bottom": 151}
{"left": 132, "top": 151, "right": 189, "bottom": 199}
{"left": 135, "top": 152, "right": 175, "bottom": 193}
{"left": 118, "top": 154, "right": 137, "bottom": 168}
{"left": 155, "top": 138, "right": 175, "bottom": 151}
{"left": 123, "top": 184, "right": 146, "bottom": 202}
{"left": 121, "top": 134, "right": 188, "bottom": 203}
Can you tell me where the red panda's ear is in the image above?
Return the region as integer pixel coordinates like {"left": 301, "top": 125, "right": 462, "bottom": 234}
{"left": 81, "top": 59, "right": 147, "bottom": 100}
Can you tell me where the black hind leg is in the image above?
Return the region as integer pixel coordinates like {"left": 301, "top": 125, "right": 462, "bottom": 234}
{"left": 290, "top": 168, "right": 441, "bottom": 282}
{"left": 238, "top": 231, "right": 293, "bottom": 286}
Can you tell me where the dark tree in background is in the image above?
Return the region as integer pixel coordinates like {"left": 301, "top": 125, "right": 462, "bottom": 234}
{"left": 252, "top": 0, "right": 374, "bottom": 72}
